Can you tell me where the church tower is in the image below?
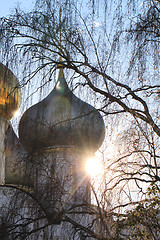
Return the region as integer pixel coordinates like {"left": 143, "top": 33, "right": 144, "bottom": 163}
{"left": 18, "top": 65, "right": 105, "bottom": 221}
{"left": 0, "top": 62, "right": 105, "bottom": 239}
{"left": 0, "top": 62, "right": 25, "bottom": 186}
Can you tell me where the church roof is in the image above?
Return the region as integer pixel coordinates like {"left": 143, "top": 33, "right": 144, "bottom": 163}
{"left": 19, "top": 68, "right": 105, "bottom": 153}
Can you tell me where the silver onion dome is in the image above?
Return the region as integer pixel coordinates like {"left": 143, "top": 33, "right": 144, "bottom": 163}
{"left": 19, "top": 68, "right": 105, "bottom": 153}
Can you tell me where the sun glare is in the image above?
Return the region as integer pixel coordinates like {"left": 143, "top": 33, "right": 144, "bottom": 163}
{"left": 85, "top": 157, "right": 103, "bottom": 177}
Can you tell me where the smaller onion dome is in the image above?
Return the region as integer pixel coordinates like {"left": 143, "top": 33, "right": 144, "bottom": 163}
{"left": 0, "top": 63, "right": 21, "bottom": 120}
{"left": 19, "top": 68, "right": 105, "bottom": 153}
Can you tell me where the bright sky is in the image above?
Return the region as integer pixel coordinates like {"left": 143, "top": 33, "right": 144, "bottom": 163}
{"left": 0, "top": 0, "right": 35, "bottom": 17}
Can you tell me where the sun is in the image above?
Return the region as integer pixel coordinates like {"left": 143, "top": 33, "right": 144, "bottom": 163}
{"left": 85, "top": 157, "right": 103, "bottom": 177}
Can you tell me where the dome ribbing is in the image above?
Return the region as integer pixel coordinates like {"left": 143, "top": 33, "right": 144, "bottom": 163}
{"left": 19, "top": 69, "right": 105, "bottom": 153}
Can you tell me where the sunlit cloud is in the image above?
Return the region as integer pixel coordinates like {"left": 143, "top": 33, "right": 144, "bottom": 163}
{"left": 92, "top": 21, "right": 101, "bottom": 27}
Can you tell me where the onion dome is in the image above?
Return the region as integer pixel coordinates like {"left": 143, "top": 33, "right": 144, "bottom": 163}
{"left": 0, "top": 63, "right": 21, "bottom": 120}
{"left": 19, "top": 68, "right": 105, "bottom": 153}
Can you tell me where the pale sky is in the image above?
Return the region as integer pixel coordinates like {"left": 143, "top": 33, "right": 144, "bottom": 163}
{"left": 0, "top": 0, "right": 35, "bottom": 17}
